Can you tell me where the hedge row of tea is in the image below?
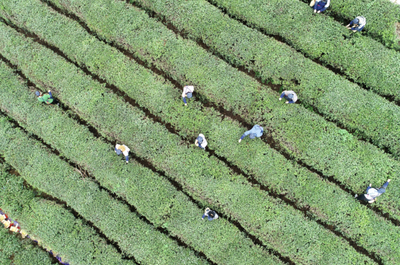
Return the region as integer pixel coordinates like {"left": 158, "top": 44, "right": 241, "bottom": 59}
{"left": 125, "top": 0, "right": 400, "bottom": 155}
{"left": 45, "top": 0, "right": 400, "bottom": 159}
{"left": 0, "top": 169, "right": 53, "bottom": 265}
{"left": 2, "top": 1, "right": 398, "bottom": 263}
{"left": 0, "top": 118, "right": 206, "bottom": 264}
{"left": 38, "top": 0, "right": 400, "bottom": 215}
{"left": 0, "top": 21, "right": 375, "bottom": 264}
{"left": 0, "top": 61, "right": 275, "bottom": 265}
{"left": 208, "top": 0, "right": 400, "bottom": 101}
{"left": 125, "top": 0, "right": 400, "bottom": 157}
{"left": 0, "top": 164, "right": 131, "bottom": 265}
{"left": 0, "top": 228, "right": 52, "bottom": 265}
{"left": 300, "top": 0, "right": 400, "bottom": 49}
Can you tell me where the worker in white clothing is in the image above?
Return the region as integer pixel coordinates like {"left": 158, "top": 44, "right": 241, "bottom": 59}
{"left": 195, "top": 134, "right": 208, "bottom": 150}
{"left": 182, "top": 85, "right": 194, "bottom": 106}
{"left": 346, "top": 16, "right": 366, "bottom": 32}
{"left": 115, "top": 143, "right": 130, "bottom": 164}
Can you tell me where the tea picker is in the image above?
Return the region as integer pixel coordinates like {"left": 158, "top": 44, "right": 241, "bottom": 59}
{"left": 36, "top": 90, "right": 57, "bottom": 105}
{"left": 279, "top": 90, "right": 298, "bottom": 104}
{"left": 115, "top": 143, "right": 130, "bottom": 164}
{"left": 312, "top": 0, "right": 330, "bottom": 13}
{"left": 182, "top": 85, "right": 194, "bottom": 106}
{"left": 238, "top": 125, "right": 264, "bottom": 143}
{"left": 8, "top": 219, "right": 20, "bottom": 233}
{"left": 346, "top": 16, "right": 366, "bottom": 32}
{"left": 355, "top": 179, "right": 391, "bottom": 203}
{"left": 195, "top": 134, "right": 208, "bottom": 150}
{"left": 202, "top": 208, "right": 219, "bottom": 221}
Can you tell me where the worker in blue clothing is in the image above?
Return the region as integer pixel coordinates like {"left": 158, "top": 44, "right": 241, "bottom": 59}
{"left": 355, "top": 179, "right": 391, "bottom": 204}
{"left": 346, "top": 16, "right": 366, "bottom": 32}
{"left": 202, "top": 208, "right": 219, "bottom": 221}
{"left": 238, "top": 125, "right": 264, "bottom": 143}
{"left": 313, "top": 0, "right": 330, "bottom": 13}
{"left": 279, "top": 90, "right": 298, "bottom": 104}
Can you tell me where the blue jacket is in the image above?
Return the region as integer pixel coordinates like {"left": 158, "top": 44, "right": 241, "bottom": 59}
{"left": 240, "top": 125, "right": 264, "bottom": 140}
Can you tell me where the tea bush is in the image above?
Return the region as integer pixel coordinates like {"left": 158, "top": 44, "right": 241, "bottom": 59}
{"left": 0, "top": 116, "right": 206, "bottom": 265}
{"left": 0, "top": 164, "right": 129, "bottom": 265}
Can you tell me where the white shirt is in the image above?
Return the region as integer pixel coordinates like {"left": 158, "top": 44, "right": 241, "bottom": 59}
{"left": 356, "top": 16, "right": 366, "bottom": 28}
{"left": 283, "top": 90, "right": 298, "bottom": 103}
{"left": 197, "top": 134, "right": 208, "bottom": 148}
{"left": 182, "top": 86, "right": 194, "bottom": 97}
{"left": 115, "top": 144, "right": 130, "bottom": 157}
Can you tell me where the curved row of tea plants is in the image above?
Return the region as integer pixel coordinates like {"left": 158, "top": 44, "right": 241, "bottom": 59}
{"left": 0, "top": 170, "right": 53, "bottom": 265}
{"left": 0, "top": 228, "right": 53, "bottom": 265}
{"left": 44, "top": 0, "right": 400, "bottom": 159}
{"left": 207, "top": 0, "right": 400, "bottom": 100}
{"left": 0, "top": 117, "right": 206, "bottom": 265}
{"left": 126, "top": 0, "right": 400, "bottom": 155}
{"left": 3, "top": 1, "right": 398, "bottom": 262}
{"left": 0, "top": 164, "right": 131, "bottom": 265}
{"left": 0, "top": 62, "right": 277, "bottom": 265}
{"left": 39, "top": 0, "right": 400, "bottom": 215}
{"left": 0, "top": 21, "right": 376, "bottom": 264}
{"left": 299, "top": 0, "right": 400, "bottom": 49}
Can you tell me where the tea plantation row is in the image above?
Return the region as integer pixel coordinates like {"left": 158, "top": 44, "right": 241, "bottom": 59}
{"left": 44, "top": 0, "right": 400, "bottom": 159}
{"left": 0, "top": 113, "right": 215, "bottom": 265}
{"left": 0, "top": 21, "right": 376, "bottom": 264}
{"left": 35, "top": 0, "right": 400, "bottom": 216}
{"left": 125, "top": 0, "right": 400, "bottom": 161}
{"left": 0, "top": 227, "right": 52, "bottom": 265}
{"left": 0, "top": 60, "right": 275, "bottom": 265}
{"left": 299, "top": 0, "right": 400, "bottom": 49}
{"left": 208, "top": 0, "right": 400, "bottom": 101}
{"left": 0, "top": 168, "right": 53, "bottom": 265}
{"left": 0, "top": 164, "right": 131, "bottom": 265}
{"left": 1, "top": 1, "right": 397, "bottom": 263}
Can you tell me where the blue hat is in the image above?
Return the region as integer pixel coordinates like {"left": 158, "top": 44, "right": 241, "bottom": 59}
{"left": 249, "top": 133, "right": 257, "bottom": 139}
{"left": 116, "top": 149, "right": 122, "bottom": 155}
{"left": 354, "top": 18, "right": 359, "bottom": 24}
{"left": 287, "top": 93, "right": 294, "bottom": 99}
{"left": 196, "top": 136, "right": 203, "bottom": 144}
{"left": 35, "top": 91, "right": 40, "bottom": 96}
{"left": 187, "top": 92, "right": 193, "bottom": 98}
